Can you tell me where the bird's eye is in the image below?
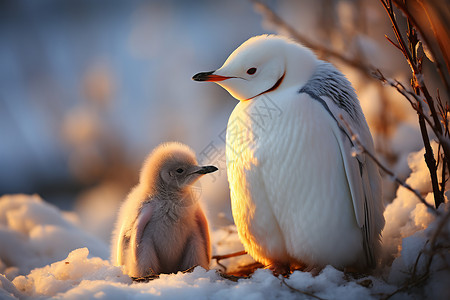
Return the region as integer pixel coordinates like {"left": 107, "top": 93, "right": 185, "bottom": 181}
{"left": 176, "top": 168, "right": 184, "bottom": 174}
{"left": 246, "top": 67, "right": 257, "bottom": 75}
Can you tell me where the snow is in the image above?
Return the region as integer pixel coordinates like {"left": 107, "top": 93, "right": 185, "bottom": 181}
{"left": 12, "top": 248, "right": 129, "bottom": 298}
{"left": 388, "top": 202, "right": 450, "bottom": 300}
{"left": 0, "top": 194, "right": 109, "bottom": 280}
{"left": 382, "top": 141, "right": 443, "bottom": 263}
{"left": 4, "top": 248, "right": 398, "bottom": 300}
{"left": 1, "top": 142, "right": 449, "bottom": 300}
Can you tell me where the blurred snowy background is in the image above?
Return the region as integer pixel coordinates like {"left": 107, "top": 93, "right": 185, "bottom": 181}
{"left": 0, "top": 0, "right": 449, "bottom": 298}
{"left": 0, "top": 0, "right": 433, "bottom": 239}
{"left": 0, "top": 0, "right": 263, "bottom": 204}
{"left": 0, "top": 0, "right": 271, "bottom": 242}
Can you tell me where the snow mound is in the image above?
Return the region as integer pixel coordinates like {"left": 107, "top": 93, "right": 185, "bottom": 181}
{"left": 388, "top": 202, "right": 450, "bottom": 300}
{"left": 12, "top": 248, "right": 130, "bottom": 298}
{"left": 0, "top": 274, "right": 22, "bottom": 300}
{"left": 382, "top": 141, "right": 445, "bottom": 262}
{"left": 0, "top": 194, "right": 109, "bottom": 280}
{"left": 5, "top": 250, "right": 398, "bottom": 300}
{"left": 381, "top": 141, "right": 450, "bottom": 299}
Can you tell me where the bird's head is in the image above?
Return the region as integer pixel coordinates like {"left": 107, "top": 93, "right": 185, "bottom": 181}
{"left": 193, "top": 35, "right": 317, "bottom": 101}
{"left": 140, "top": 142, "right": 218, "bottom": 195}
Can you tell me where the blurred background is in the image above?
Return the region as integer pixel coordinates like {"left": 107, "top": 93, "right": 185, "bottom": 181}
{"left": 0, "top": 0, "right": 445, "bottom": 244}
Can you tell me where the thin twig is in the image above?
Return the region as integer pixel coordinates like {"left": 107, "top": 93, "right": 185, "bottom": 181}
{"left": 382, "top": 273, "right": 430, "bottom": 300}
{"left": 373, "top": 71, "right": 436, "bottom": 137}
{"left": 281, "top": 277, "right": 326, "bottom": 300}
{"left": 212, "top": 250, "right": 247, "bottom": 261}
{"left": 339, "top": 114, "right": 437, "bottom": 214}
{"left": 379, "top": 0, "right": 447, "bottom": 209}
{"left": 380, "top": 0, "right": 415, "bottom": 72}
{"left": 383, "top": 208, "right": 450, "bottom": 299}
{"left": 373, "top": 69, "right": 450, "bottom": 195}
{"left": 380, "top": 0, "right": 442, "bottom": 134}
{"left": 212, "top": 250, "right": 248, "bottom": 272}
{"left": 252, "top": 0, "right": 374, "bottom": 75}
{"left": 384, "top": 35, "right": 403, "bottom": 52}
{"left": 392, "top": 0, "right": 450, "bottom": 96}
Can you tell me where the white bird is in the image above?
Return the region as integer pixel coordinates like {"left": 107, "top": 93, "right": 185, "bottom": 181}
{"left": 193, "top": 35, "right": 385, "bottom": 274}
{"left": 111, "top": 142, "right": 217, "bottom": 277}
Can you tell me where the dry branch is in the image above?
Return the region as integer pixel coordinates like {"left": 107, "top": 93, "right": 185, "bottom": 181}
{"left": 380, "top": 0, "right": 448, "bottom": 208}
{"left": 281, "top": 277, "right": 326, "bottom": 300}
{"left": 212, "top": 250, "right": 247, "bottom": 261}
{"left": 339, "top": 114, "right": 437, "bottom": 214}
{"left": 373, "top": 70, "right": 450, "bottom": 172}
{"left": 212, "top": 250, "right": 247, "bottom": 272}
{"left": 383, "top": 208, "right": 450, "bottom": 299}
{"left": 252, "top": 0, "right": 374, "bottom": 75}
{"left": 392, "top": 0, "right": 450, "bottom": 96}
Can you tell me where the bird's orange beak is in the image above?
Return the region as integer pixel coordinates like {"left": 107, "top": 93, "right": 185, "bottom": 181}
{"left": 192, "top": 71, "right": 233, "bottom": 82}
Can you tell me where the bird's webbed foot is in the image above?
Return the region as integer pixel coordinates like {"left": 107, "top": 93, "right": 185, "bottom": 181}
{"left": 266, "top": 262, "right": 291, "bottom": 277}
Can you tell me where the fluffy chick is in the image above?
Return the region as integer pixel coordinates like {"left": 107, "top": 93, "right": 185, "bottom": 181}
{"left": 111, "top": 142, "right": 217, "bottom": 277}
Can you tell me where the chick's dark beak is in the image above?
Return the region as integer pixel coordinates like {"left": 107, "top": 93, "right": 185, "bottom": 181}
{"left": 192, "top": 71, "right": 232, "bottom": 82}
{"left": 195, "top": 165, "right": 218, "bottom": 174}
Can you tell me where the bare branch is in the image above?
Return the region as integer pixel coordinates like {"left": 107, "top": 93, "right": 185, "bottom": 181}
{"left": 339, "top": 114, "right": 437, "bottom": 214}
{"left": 212, "top": 250, "right": 247, "bottom": 261}
{"left": 373, "top": 71, "right": 436, "bottom": 136}
{"left": 212, "top": 250, "right": 248, "bottom": 273}
{"left": 373, "top": 70, "right": 450, "bottom": 198}
{"left": 384, "top": 35, "right": 403, "bottom": 51}
{"left": 382, "top": 272, "right": 430, "bottom": 300}
{"left": 252, "top": 0, "right": 374, "bottom": 75}
{"left": 380, "top": 0, "right": 416, "bottom": 72}
{"left": 380, "top": 0, "right": 442, "bottom": 135}
{"left": 392, "top": 0, "right": 450, "bottom": 96}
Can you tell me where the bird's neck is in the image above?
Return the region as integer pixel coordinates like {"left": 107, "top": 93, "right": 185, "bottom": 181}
{"left": 155, "top": 184, "right": 198, "bottom": 208}
{"left": 279, "top": 44, "right": 318, "bottom": 91}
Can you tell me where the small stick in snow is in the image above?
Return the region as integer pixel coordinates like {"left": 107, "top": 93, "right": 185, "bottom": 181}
{"left": 281, "top": 277, "right": 326, "bottom": 300}
{"left": 382, "top": 205, "right": 450, "bottom": 300}
{"left": 212, "top": 250, "right": 247, "bottom": 273}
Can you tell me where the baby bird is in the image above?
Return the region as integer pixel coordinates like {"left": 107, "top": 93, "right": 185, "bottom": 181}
{"left": 111, "top": 142, "right": 217, "bottom": 277}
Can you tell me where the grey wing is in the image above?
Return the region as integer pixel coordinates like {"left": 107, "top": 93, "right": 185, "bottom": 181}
{"left": 323, "top": 93, "right": 384, "bottom": 268}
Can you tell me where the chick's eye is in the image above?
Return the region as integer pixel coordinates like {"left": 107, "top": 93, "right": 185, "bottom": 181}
{"left": 246, "top": 67, "right": 257, "bottom": 75}
{"left": 176, "top": 168, "right": 184, "bottom": 174}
